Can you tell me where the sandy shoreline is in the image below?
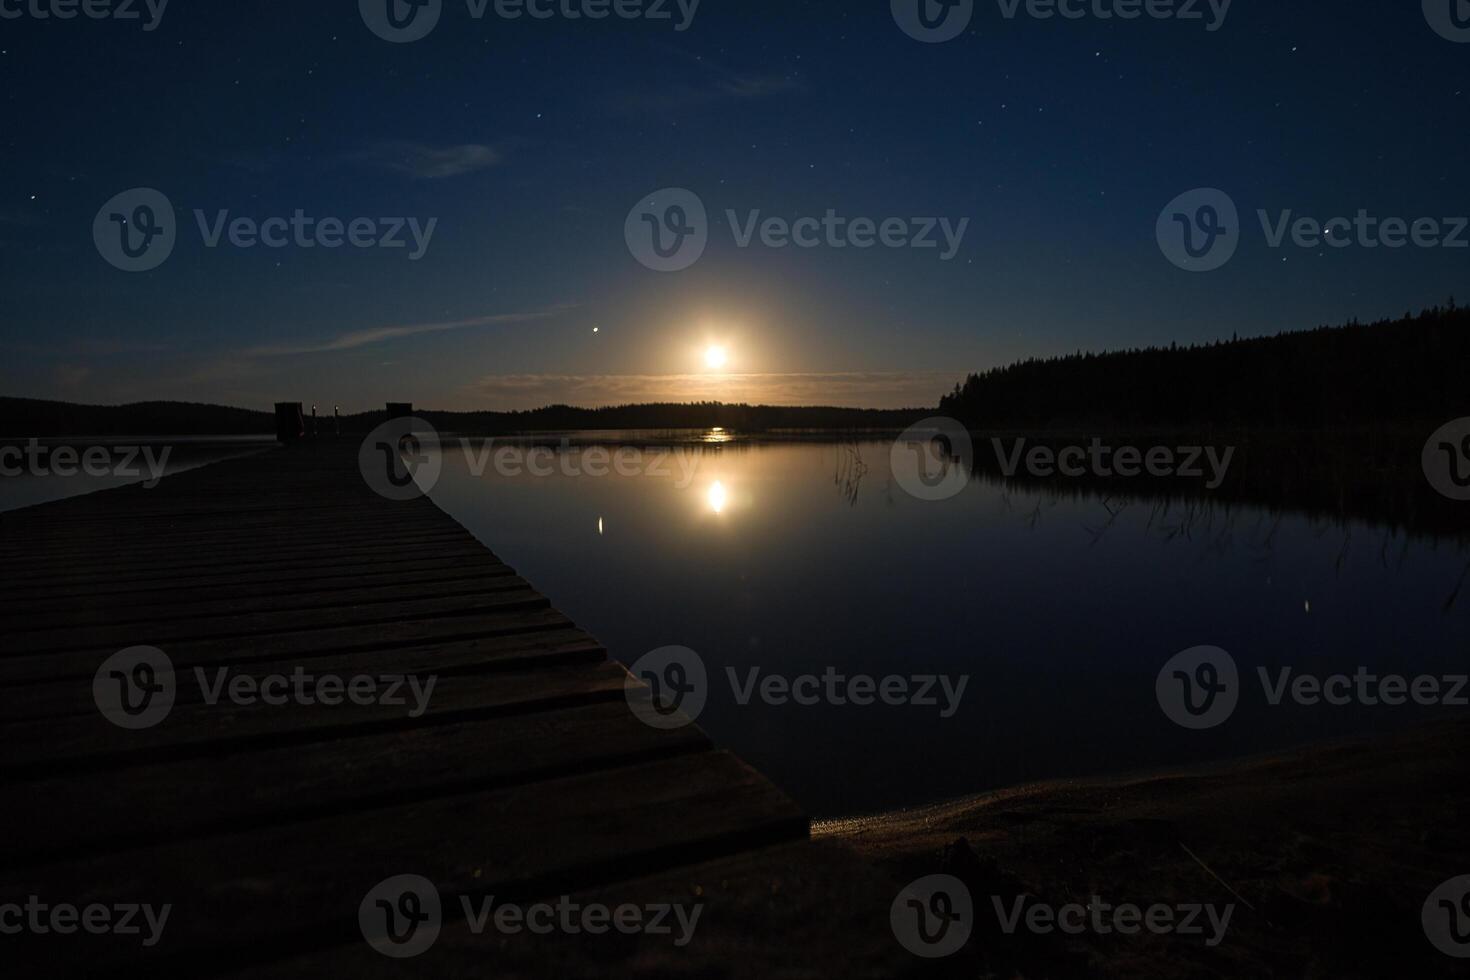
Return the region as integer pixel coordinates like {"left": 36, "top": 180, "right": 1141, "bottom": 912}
{"left": 234, "top": 726, "right": 1469, "bottom": 977}
{"left": 818, "top": 719, "right": 1470, "bottom": 976}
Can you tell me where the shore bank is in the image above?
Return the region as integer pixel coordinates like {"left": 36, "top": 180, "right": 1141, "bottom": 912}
{"left": 819, "top": 718, "right": 1469, "bottom": 976}
{"left": 328, "top": 722, "right": 1470, "bottom": 976}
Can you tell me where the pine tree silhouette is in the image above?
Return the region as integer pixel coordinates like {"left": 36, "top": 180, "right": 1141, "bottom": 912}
{"left": 938, "top": 303, "right": 1469, "bottom": 429}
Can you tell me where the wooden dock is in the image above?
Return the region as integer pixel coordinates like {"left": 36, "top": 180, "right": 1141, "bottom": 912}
{"left": 0, "top": 439, "right": 824, "bottom": 975}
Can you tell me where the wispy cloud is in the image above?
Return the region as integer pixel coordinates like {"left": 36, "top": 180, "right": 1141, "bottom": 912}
{"left": 464, "top": 371, "right": 948, "bottom": 410}
{"left": 605, "top": 55, "right": 805, "bottom": 114}
{"left": 241, "top": 307, "right": 573, "bottom": 358}
{"left": 349, "top": 141, "right": 502, "bottom": 179}
{"left": 53, "top": 364, "right": 92, "bottom": 391}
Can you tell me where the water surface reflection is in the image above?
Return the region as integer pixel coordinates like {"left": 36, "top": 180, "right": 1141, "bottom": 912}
{"left": 438, "top": 438, "right": 1470, "bottom": 816}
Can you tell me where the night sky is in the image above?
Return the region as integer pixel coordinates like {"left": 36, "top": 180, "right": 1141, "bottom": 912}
{"left": 1, "top": 1, "right": 1466, "bottom": 411}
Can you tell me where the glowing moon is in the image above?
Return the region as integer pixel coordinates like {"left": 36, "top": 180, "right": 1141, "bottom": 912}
{"left": 704, "top": 345, "right": 728, "bottom": 369}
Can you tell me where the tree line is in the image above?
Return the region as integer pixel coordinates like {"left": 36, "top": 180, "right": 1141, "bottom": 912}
{"left": 939, "top": 302, "right": 1469, "bottom": 429}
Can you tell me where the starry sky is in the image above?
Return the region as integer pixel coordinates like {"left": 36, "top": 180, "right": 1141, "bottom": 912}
{"left": 1, "top": 1, "right": 1466, "bottom": 411}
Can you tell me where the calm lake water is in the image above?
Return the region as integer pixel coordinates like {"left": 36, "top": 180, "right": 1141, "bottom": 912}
{"left": 0, "top": 438, "right": 274, "bottom": 513}
{"left": 427, "top": 437, "right": 1470, "bottom": 817}
{"left": 7, "top": 435, "right": 1466, "bottom": 818}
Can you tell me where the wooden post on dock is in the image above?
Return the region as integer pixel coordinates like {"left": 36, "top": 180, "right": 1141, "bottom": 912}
{"left": 273, "top": 402, "right": 305, "bottom": 443}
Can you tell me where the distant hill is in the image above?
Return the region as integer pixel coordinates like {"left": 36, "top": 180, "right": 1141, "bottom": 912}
{"left": 940, "top": 302, "right": 1469, "bottom": 429}
{"left": 0, "top": 396, "right": 926, "bottom": 438}
{"left": 0, "top": 398, "right": 274, "bottom": 437}
{"left": 7, "top": 302, "right": 1466, "bottom": 436}
{"left": 411, "top": 403, "right": 927, "bottom": 435}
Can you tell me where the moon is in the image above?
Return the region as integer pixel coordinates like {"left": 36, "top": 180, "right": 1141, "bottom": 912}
{"left": 707, "top": 480, "right": 728, "bottom": 514}
{"left": 705, "top": 345, "right": 728, "bottom": 369}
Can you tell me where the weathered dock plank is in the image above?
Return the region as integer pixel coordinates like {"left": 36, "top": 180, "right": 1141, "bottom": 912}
{"left": 3, "top": 702, "right": 712, "bottom": 870}
{"left": 2, "top": 564, "right": 521, "bottom": 632}
{"left": 0, "top": 438, "right": 809, "bottom": 976}
{"left": 2, "top": 580, "right": 545, "bottom": 655}
{"left": 0, "top": 752, "right": 804, "bottom": 975}
{"left": 3, "top": 624, "right": 602, "bottom": 721}
{"left": 2, "top": 663, "right": 634, "bottom": 773}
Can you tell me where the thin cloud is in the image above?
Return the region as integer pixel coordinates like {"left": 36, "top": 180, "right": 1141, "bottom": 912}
{"left": 605, "top": 62, "right": 804, "bottom": 114}
{"left": 53, "top": 364, "right": 92, "bottom": 391}
{"left": 350, "top": 141, "right": 502, "bottom": 179}
{"left": 465, "top": 371, "right": 948, "bottom": 410}
{"left": 242, "top": 307, "right": 573, "bottom": 358}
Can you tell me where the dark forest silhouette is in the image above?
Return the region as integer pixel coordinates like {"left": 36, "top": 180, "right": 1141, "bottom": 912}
{"left": 940, "top": 302, "right": 1469, "bottom": 429}
{"left": 418, "top": 402, "right": 926, "bottom": 435}
{"left": 0, "top": 398, "right": 925, "bottom": 438}
{"left": 5, "top": 300, "right": 1466, "bottom": 437}
{"left": 0, "top": 399, "right": 274, "bottom": 438}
